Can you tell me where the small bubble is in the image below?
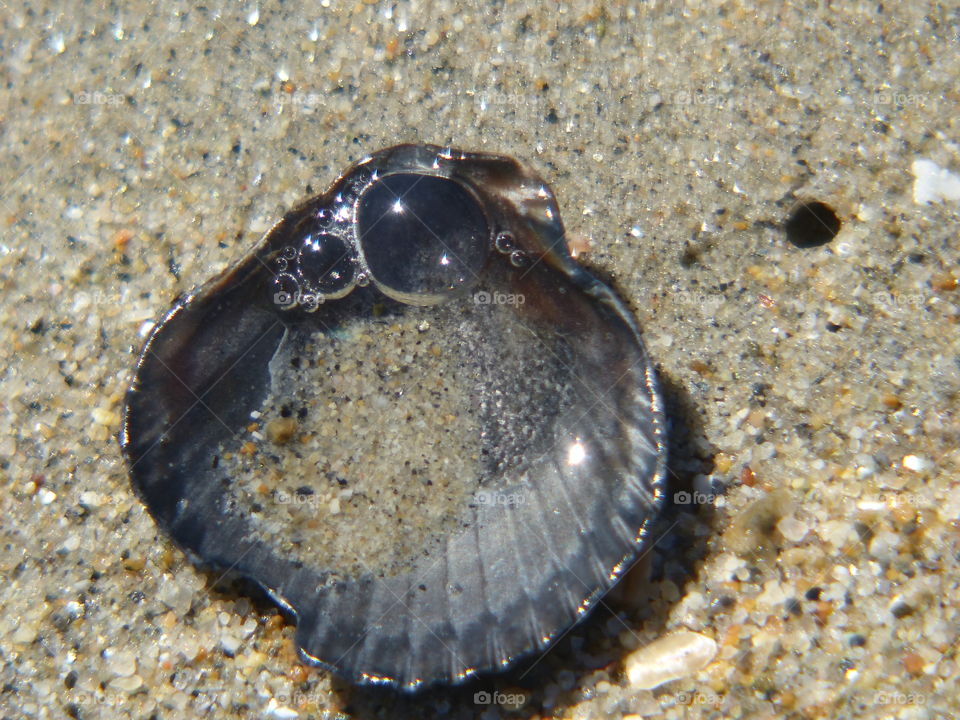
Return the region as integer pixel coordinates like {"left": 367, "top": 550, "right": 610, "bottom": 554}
{"left": 494, "top": 232, "right": 515, "bottom": 254}
{"left": 509, "top": 250, "right": 529, "bottom": 268}
{"left": 272, "top": 273, "right": 300, "bottom": 308}
{"left": 354, "top": 167, "right": 373, "bottom": 185}
{"left": 300, "top": 294, "right": 323, "bottom": 312}
{"left": 316, "top": 208, "right": 334, "bottom": 227}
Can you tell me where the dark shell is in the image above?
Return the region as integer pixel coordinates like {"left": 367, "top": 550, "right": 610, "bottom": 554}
{"left": 120, "top": 144, "right": 667, "bottom": 690}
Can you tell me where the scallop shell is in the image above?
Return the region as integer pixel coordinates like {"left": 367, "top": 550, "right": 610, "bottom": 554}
{"left": 120, "top": 144, "right": 667, "bottom": 690}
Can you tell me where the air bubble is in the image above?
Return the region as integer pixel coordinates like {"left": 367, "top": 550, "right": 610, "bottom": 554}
{"left": 494, "top": 232, "right": 515, "bottom": 254}
{"left": 509, "top": 250, "right": 530, "bottom": 268}
{"left": 356, "top": 173, "right": 490, "bottom": 305}
{"left": 297, "top": 233, "right": 356, "bottom": 297}
{"left": 316, "top": 208, "right": 335, "bottom": 228}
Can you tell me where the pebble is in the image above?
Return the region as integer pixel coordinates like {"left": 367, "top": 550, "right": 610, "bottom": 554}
{"left": 903, "top": 652, "right": 924, "bottom": 675}
{"left": 220, "top": 633, "right": 242, "bottom": 656}
{"left": 624, "top": 631, "right": 718, "bottom": 689}
{"left": 12, "top": 623, "right": 37, "bottom": 644}
{"left": 911, "top": 158, "right": 960, "bottom": 204}
{"left": 38, "top": 489, "right": 57, "bottom": 505}
{"left": 264, "top": 698, "right": 299, "bottom": 719}
{"left": 777, "top": 515, "right": 810, "bottom": 543}
{"left": 265, "top": 417, "right": 298, "bottom": 445}
{"left": 104, "top": 647, "right": 137, "bottom": 677}
{"left": 901, "top": 454, "right": 930, "bottom": 472}
{"left": 109, "top": 675, "right": 143, "bottom": 693}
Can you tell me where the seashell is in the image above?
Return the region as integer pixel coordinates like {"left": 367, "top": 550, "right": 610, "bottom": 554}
{"left": 120, "top": 144, "right": 667, "bottom": 690}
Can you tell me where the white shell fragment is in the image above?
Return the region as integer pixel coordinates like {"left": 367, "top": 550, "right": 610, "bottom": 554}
{"left": 911, "top": 158, "right": 960, "bottom": 205}
{"left": 625, "top": 630, "right": 718, "bottom": 690}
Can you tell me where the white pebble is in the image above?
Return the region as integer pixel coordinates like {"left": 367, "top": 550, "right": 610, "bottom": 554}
{"left": 912, "top": 158, "right": 960, "bottom": 204}
{"left": 104, "top": 647, "right": 137, "bottom": 677}
{"left": 777, "top": 515, "right": 809, "bottom": 543}
{"left": 265, "top": 698, "right": 299, "bottom": 719}
{"left": 220, "top": 633, "right": 242, "bottom": 656}
{"left": 902, "top": 454, "right": 929, "bottom": 472}
{"left": 624, "top": 630, "right": 717, "bottom": 689}
{"left": 11, "top": 624, "right": 37, "bottom": 644}
{"left": 79, "top": 491, "right": 104, "bottom": 507}
{"left": 868, "top": 530, "right": 901, "bottom": 561}
{"left": 109, "top": 675, "right": 143, "bottom": 693}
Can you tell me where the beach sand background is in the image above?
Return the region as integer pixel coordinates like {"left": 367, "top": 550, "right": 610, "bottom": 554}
{"left": 1, "top": 2, "right": 958, "bottom": 718}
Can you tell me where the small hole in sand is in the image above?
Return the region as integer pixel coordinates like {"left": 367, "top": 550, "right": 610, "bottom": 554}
{"left": 785, "top": 200, "right": 841, "bottom": 248}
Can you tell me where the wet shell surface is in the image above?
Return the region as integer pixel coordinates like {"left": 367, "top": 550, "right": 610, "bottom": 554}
{"left": 120, "top": 144, "right": 667, "bottom": 690}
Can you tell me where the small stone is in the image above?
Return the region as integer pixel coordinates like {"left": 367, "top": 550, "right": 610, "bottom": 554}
{"left": 714, "top": 453, "right": 734, "bottom": 474}
{"left": 11, "top": 623, "right": 37, "bottom": 644}
{"left": 264, "top": 697, "right": 299, "bottom": 718}
{"left": 724, "top": 490, "right": 790, "bottom": 555}
{"left": 912, "top": 158, "right": 960, "bottom": 204}
{"left": 109, "top": 674, "right": 143, "bottom": 693}
{"left": 881, "top": 394, "right": 903, "bottom": 411}
{"left": 265, "top": 417, "right": 297, "bottom": 445}
{"left": 777, "top": 515, "right": 809, "bottom": 543}
{"left": 932, "top": 271, "right": 958, "bottom": 291}
{"left": 624, "top": 631, "right": 718, "bottom": 689}
{"left": 122, "top": 556, "right": 146, "bottom": 572}
{"left": 817, "top": 519, "right": 857, "bottom": 550}
{"left": 868, "top": 530, "right": 901, "bottom": 561}
{"left": 901, "top": 454, "right": 929, "bottom": 473}
{"left": 903, "top": 652, "right": 924, "bottom": 675}
{"left": 91, "top": 406, "right": 119, "bottom": 427}
{"left": 104, "top": 648, "right": 137, "bottom": 677}
{"left": 220, "top": 633, "right": 242, "bottom": 656}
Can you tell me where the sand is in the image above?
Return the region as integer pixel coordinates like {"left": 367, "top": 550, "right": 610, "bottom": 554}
{"left": 1, "top": 2, "right": 957, "bottom": 718}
